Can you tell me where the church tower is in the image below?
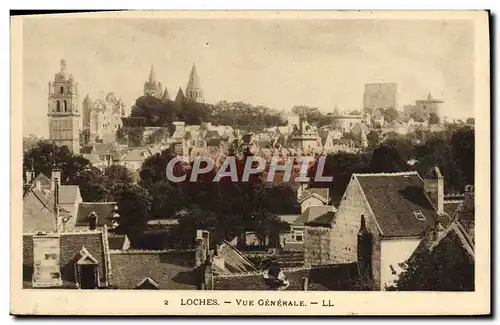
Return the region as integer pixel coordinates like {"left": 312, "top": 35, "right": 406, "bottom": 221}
{"left": 144, "top": 65, "right": 162, "bottom": 97}
{"left": 48, "top": 59, "right": 81, "bottom": 154}
{"left": 185, "top": 63, "right": 204, "bottom": 103}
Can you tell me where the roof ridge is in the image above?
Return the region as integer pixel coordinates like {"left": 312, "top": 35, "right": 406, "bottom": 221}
{"left": 109, "top": 248, "right": 196, "bottom": 254}
{"left": 23, "top": 230, "right": 102, "bottom": 235}
{"left": 81, "top": 201, "right": 117, "bottom": 205}
{"left": 354, "top": 171, "right": 419, "bottom": 177}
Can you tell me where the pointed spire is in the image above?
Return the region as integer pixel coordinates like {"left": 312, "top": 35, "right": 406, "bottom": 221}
{"left": 428, "top": 92, "right": 433, "bottom": 100}
{"left": 175, "top": 87, "right": 185, "bottom": 104}
{"left": 149, "top": 65, "right": 156, "bottom": 83}
{"left": 60, "top": 59, "right": 67, "bottom": 73}
{"left": 186, "top": 63, "right": 202, "bottom": 91}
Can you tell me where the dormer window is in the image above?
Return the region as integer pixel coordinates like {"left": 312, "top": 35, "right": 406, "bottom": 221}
{"left": 413, "top": 210, "right": 426, "bottom": 221}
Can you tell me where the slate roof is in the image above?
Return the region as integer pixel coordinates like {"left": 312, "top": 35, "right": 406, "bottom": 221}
{"left": 23, "top": 231, "right": 107, "bottom": 288}
{"left": 355, "top": 172, "right": 440, "bottom": 237}
{"left": 82, "top": 153, "right": 106, "bottom": 166}
{"left": 299, "top": 188, "right": 329, "bottom": 203}
{"left": 109, "top": 251, "right": 200, "bottom": 289}
{"left": 214, "top": 241, "right": 258, "bottom": 275}
{"left": 278, "top": 214, "right": 300, "bottom": 224}
{"left": 305, "top": 211, "right": 336, "bottom": 227}
{"left": 59, "top": 185, "right": 81, "bottom": 205}
{"left": 32, "top": 173, "right": 51, "bottom": 190}
{"left": 121, "top": 148, "right": 149, "bottom": 162}
{"left": 214, "top": 263, "right": 360, "bottom": 291}
{"left": 76, "top": 202, "right": 117, "bottom": 227}
{"left": 107, "top": 234, "right": 130, "bottom": 250}
{"left": 295, "top": 206, "right": 336, "bottom": 226}
{"left": 206, "top": 138, "right": 222, "bottom": 147}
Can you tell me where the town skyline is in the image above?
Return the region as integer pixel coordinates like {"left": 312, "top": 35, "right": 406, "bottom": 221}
{"left": 23, "top": 17, "right": 474, "bottom": 137}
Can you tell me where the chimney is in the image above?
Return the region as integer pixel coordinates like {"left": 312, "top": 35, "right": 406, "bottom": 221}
{"left": 301, "top": 277, "right": 308, "bottom": 291}
{"left": 88, "top": 212, "right": 98, "bottom": 230}
{"left": 32, "top": 233, "right": 62, "bottom": 288}
{"left": 25, "top": 170, "right": 35, "bottom": 185}
{"left": 424, "top": 166, "right": 444, "bottom": 214}
{"left": 201, "top": 254, "right": 214, "bottom": 290}
{"left": 51, "top": 169, "right": 62, "bottom": 192}
{"left": 53, "top": 175, "right": 60, "bottom": 233}
{"left": 357, "top": 214, "right": 373, "bottom": 278}
{"left": 195, "top": 230, "right": 209, "bottom": 268}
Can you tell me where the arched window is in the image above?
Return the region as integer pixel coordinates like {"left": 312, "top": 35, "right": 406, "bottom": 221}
{"left": 60, "top": 86, "right": 64, "bottom": 94}
{"left": 56, "top": 101, "right": 61, "bottom": 112}
{"left": 64, "top": 101, "right": 68, "bottom": 112}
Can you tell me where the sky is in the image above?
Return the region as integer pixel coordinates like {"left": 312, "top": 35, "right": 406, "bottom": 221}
{"left": 23, "top": 16, "right": 475, "bottom": 137}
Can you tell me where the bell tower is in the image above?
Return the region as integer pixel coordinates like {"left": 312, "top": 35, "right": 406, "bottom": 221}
{"left": 48, "top": 59, "right": 81, "bottom": 154}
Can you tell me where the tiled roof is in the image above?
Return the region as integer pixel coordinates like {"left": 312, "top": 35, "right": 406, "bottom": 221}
{"left": 355, "top": 172, "right": 440, "bottom": 237}
{"left": 23, "top": 231, "right": 107, "bottom": 288}
{"left": 214, "top": 263, "right": 359, "bottom": 291}
{"left": 295, "top": 206, "right": 335, "bottom": 226}
{"left": 59, "top": 185, "right": 81, "bottom": 205}
{"left": 76, "top": 202, "right": 117, "bottom": 227}
{"left": 109, "top": 251, "right": 200, "bottom": 289}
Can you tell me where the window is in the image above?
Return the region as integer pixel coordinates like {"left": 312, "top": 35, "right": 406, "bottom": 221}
{"left": 45, "top": 253, "right": 57, "bottom": 260}
{"left": 56, "top": 101, "right": 61, "bottom": 112}
{"left": 413, "top": 210, "right": 426, "bottom": 221}
{"left": 51, "top": 272, "right": 61, "bottom": 279}
{"left": 63, "top": 101, "right": 68, "bottom": 112}
{"left": 60, "top": 86, "right": 64, "bottom": 94}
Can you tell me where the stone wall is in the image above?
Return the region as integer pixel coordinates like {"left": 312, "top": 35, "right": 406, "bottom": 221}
{"left": 304, "top": 226, "right": 331, "bottom": 266}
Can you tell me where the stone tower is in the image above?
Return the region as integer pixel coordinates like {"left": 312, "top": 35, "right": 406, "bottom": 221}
{"left": 48, "top": 59, "right": 81, "bottom": 154}
{"left": 185, "top": 63, "right": 204, "bottom": 103}
{"left": 143, "top": 65, "right": 162, "bottom": 97}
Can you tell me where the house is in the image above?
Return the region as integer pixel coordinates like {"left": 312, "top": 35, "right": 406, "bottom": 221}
{"left": 23, "top": 227, "right": 212, "bottom": 290}
{"left": 23, "top": 171, "right": 82, "bottom": 232}
{"left": 82, "top": 153, "right": 109, "bottom": 171}
{"left": 304, "top": 167, "right": 453, "bottom": 290}
{"left": 297, "top": 185, "right": 329, "bottom": 213}
{"left": 23, "top": 229, "right": 110, "bottom": 288}
{"left": 120, "top": 147, "right": 151, "bottom": 171}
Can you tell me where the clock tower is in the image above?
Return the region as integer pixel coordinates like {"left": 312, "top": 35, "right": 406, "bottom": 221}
{"left": 48, "top": 59, "right": 81, "bottom": 154}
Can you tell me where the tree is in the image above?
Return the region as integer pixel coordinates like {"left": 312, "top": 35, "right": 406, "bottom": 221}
{"left": 110, "top": 183, "right": 152, "bottom": 240}
{"left": 104, "top": 164, "right": 134, "bottom": 185}
{"left": 366, "top": 131, "right": 381, "bottom": 149}
{"left": 370, "top": 144, "right": 408, "bottom": 173}
{"left": 308, "top": 152, "right": 369, "bottom": 205}
{"left": 429, "top": 113, "right": 440, "bottom": 125}
{"left": 23, "top": 141, "right": 93, "bottom": 187}
{"left": 381, "top": 107, "right": 399, "bottom": 123}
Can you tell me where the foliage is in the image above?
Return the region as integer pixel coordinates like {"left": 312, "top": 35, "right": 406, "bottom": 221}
{"left": 380, "top": 107, "right": 399, "bottom": 123}
{"left": 292, "top": 105, "right": 332, "bottom": 127}
{"left": 366, "top": 130, "right": 381, "bottom": 149}
{"left": 429, "top": 113, "right": 441, "bottom": 125}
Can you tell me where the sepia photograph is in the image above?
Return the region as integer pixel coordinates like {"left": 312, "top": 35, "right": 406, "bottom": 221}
{"left": 10, "top": 10, "right": 490, "bottom": 316}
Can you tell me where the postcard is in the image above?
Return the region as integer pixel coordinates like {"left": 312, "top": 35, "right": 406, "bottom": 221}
{"left": 11, "top": 10, "right": 490, "bottom": 316}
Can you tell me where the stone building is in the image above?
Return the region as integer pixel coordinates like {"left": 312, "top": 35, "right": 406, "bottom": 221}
{"left": 185, "top": 63, "right": 204, "bottom": 103}
{"left": 304, "top": 168, "right": 456, "bottom": 290}
{"left": 363, "top": 82, "right": 397, "bottom": 111}
{"left": 48, "top": 59, "right": 81, "bottom": 154}
{"left": 82, "top": 92, "right": 125, "bottom": 144}
{"left": 415, "top": 93, "right": 444, "bottom": 116}
{"left": 143, "top": 65, "right": 169, "bottom": 100}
